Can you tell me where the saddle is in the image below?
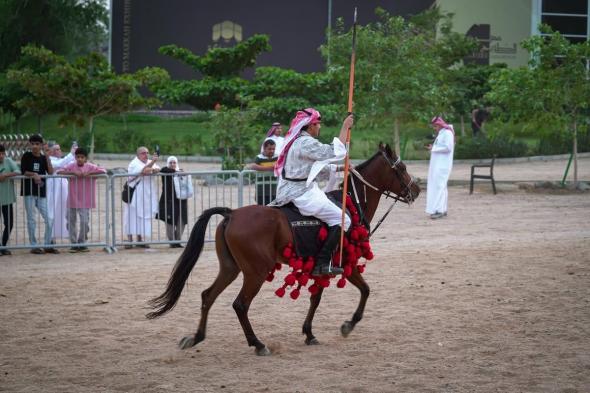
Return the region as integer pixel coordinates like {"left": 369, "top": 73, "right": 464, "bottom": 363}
{"left": 276, "top": 190, "right": 352, "bottom": 257}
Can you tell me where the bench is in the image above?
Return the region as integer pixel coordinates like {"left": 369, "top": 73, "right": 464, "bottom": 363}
{"left": 470, "top": 156, "right": 497, "bottom": 195}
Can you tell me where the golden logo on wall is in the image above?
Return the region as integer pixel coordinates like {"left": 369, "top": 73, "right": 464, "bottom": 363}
{"left": 212, "top": 21, "right": 243, "bottom": 43}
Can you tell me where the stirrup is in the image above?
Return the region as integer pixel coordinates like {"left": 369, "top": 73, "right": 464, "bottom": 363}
{"left": 312, "top": 264, "right": 344, "bottom": 276}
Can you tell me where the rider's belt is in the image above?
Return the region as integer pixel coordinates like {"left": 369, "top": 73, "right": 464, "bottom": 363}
{"left": 284, "top": 177, "right": 307, "bottom": 182}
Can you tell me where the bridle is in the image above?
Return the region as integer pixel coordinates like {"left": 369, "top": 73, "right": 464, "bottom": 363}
{"left": 348, "top": 151, "right": 417, "bottom": 237}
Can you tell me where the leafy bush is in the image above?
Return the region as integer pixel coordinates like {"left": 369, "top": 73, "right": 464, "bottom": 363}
{"left": 454, "top": 135, "right": 529, "bottom": 159}
{"left": 535, "top": 128, "right": 590, "bottom": 155}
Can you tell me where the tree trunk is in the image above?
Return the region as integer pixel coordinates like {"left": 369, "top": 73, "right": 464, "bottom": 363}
{"left": 89, "top": 116, "right": 95, "bottom": 161}
{"left": 393, "top": 117, "right": 401, "bottom": 156}
{"left": 460, "top": 115, "right": 466, "bottom": 137}
{"left": 573, "top": 120, "right": 578, "bottom": 187}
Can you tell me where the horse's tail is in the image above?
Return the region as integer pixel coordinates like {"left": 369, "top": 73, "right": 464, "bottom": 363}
{"left": 146, "top": 207, "right": 233, "bottom": 319}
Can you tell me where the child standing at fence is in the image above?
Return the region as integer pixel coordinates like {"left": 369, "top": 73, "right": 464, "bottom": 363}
{"left": 58, "top": 148, "right": 106, "bottom": 252}
{"left": 0, "top": 144, "right": 20, "bottom": 255}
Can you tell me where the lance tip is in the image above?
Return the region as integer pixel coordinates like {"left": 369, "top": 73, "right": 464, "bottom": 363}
{"left": 354, "top": 7, "right": 357, "bottom": 23}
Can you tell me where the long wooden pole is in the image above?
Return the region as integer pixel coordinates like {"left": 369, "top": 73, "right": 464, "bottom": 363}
{"left": 339, "top": 8, "right": 358, "bottom": 266}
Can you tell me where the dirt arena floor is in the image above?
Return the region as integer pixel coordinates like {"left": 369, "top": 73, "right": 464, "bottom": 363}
{"left": 1, "top": 157, "right": 589, "bottom": 392}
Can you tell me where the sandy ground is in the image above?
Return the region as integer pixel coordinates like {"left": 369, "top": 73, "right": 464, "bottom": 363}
{"left": 1, "top": 157, "right": 589, "bottom": 392}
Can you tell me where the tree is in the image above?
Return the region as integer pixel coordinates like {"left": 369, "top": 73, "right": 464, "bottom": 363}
{"left": 447, "top": 64, "right": 506, "bottom": 136}
{"left": 9, "top": 45, "right": 169, "bottom": 157}
{"left": 486, "top": 26, "right": 590, "bottom": 186}
{"left": 325, "top": 7, "right": 476, "bottom": 155}
{"left": 0, "top": 0, "right": 108, "bottom": 71}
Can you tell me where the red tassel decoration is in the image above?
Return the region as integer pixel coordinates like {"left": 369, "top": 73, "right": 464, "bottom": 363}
{"left": 337, "top": 278, "right": 347, "bottom": 288}
{"left": 275, "top": 287, "right": 286, "bottom": 297}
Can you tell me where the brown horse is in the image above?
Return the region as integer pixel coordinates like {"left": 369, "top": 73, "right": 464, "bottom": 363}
{"left": 147, "top": 143, "right": 420, "bottom": 355}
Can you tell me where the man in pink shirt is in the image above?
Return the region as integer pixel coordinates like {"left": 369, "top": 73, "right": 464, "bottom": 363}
{"left": 58, "top": 148, "right": 106, "bottom": 252}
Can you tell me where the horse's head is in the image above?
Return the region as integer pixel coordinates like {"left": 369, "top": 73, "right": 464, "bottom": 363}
{"left": 354, "top": 143, "right": 420, "bottom": 204}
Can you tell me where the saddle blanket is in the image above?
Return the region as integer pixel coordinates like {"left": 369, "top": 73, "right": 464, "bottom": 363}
{"left": 276, "top": 191, "right": 349, "bottom": 257}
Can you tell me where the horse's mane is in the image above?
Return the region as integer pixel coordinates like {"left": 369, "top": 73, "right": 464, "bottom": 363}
{"left": 354, "top": 144, "right": 395, "bottom": 173}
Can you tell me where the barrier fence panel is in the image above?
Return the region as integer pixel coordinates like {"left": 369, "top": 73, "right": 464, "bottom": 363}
{"left": 0, "top": 170, "right": 282, "bottom": 254}
{"left": 110, "top": 170, "right": 242, "bottom": 250}
{"left": 0, "top": 174, "right": 111, "bottom": 254}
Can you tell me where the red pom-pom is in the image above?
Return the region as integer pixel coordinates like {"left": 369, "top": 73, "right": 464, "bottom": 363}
{"left": 346, "top": 244, "right": 356, "bottom": 255}
{"left": 350, "top": 229, "right": 359, "bottom": 241}
{"left": 332, "top": 252, "right": 341, "bottom": 265}
{"left": 343, "top": 237, "right": 349, "bottom": 248}
{"left": 352, "top": 215, "right": 360, "bottom": 225}
{"left": 282, "top": 247, "right": 292, "bottom": 259}
{"left": 344, "top": 265, "right": 353, "bottom": 277}
{"left": 303, "top": 260, "right": 314, "bottom": 273}
{"left": 357, "top": 264, "right": 365, "bottom": 273}
{"left": 266, "top": 272, "right": 275, "bottom": 282}
{"left": 318, "top": 226, "right": 328, "bottom": 241}
{"left": 275, "top": 287, "right": 286, "bottom": 297}
{"left": 308, "top": 284, "right": 320, "bottom": 295}
{"left": 319, "top": 278, "right": 330, "bottom": 288}
{"left": 337, "top": 278, "right": 347, "bottom": 288}
{"left": 360, "top": 241, "right": 370, "bottom": 250}
{"left": 298, "top": 274, "right": 309, "bottom": 286}
{"left": 275, "top": 263, "right": 282, "bottom": 270}
{"left": 284, "top": 273, "right": 296, "bottom": 286}
{"left": 357, "top": 227, "right": 368, "bottom": 239}
{"left": 365, "top": 251, "right": 374, "bottom": 260}
{"left": 290, "top": 288, "right": 300, "bottom": 300}
{"left": 355, "top": 247, "right": 363, "bottom": 259}
{"left": 293, "top": 258, "right": 303, "bottom": 271}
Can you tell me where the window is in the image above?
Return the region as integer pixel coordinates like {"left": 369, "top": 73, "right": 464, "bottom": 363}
{"left": 539, "top": 0, "right": 589, "bottom": 42}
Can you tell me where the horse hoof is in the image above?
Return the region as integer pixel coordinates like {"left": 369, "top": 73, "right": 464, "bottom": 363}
{"left": 178, "top": 336, "right": 196, "bottom": 350}
{"left": 255, "top": 346, "right": 271, "bottom": 356}
{"left": 305, "top": 337, "right": 320, "bottom": 345}
{"left": 341, "top": 321, "right": 354, "bottom": 337}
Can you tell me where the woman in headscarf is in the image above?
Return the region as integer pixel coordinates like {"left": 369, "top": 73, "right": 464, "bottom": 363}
{"left": 158, "top": 156, "right": 188, "bottom": 247}
{"left": 269, "top": 108, "right": 353, "bottom": 275}
{"left": 426, "top": 116, "right": 455, "bottom": 219}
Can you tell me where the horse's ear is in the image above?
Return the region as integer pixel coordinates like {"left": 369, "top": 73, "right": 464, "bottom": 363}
{"left": 385, "top": 144, "right": 395, "bottom": 158}
{"left": 378, "top": 141, "right": 385, "bottom": 151}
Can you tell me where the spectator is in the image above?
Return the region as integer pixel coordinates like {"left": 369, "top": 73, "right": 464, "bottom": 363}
{"left": 21, "top": 134, "right": 59, "bottom": 254}
{"left": 0, "top": 144, "right": 20, "bottom": 255}
{"left": 47, "top": 141, "right": 76, "bottom": 242}
{"left": 248, "top": 139, "right": 278, "bottom": 205}
{"left": 58, "top": 147, "right": 106, "bottom": 252}
{"left": 425, "top": 116, "right": 455, "bottom": 220}
{"left": 157, "top": 156, "right": 190, "bottom": 248}
{"left": 260, "top": 122, "right": 284, "bottom": 157}
{"left": 471, "top": 107, "right": 489, "bottom": 137}
{"left": 123, "top": 146, "right": 159, "bottom": 249}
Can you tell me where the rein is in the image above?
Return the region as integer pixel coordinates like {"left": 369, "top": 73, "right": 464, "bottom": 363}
{"left": 348, "top": 152, "right": 415, "bottom": 237}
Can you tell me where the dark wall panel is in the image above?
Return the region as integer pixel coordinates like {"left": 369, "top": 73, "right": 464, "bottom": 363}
{"left": 111, "top": 0, "right": 434, "bottom": 78}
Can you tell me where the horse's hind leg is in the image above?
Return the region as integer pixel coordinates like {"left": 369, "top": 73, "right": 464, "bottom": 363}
{"left": 302, "top": 287, "right": 324, "bottom": 345}
{"left": 179, "top": 224, "right": 240, "bottom": 350}
{"left": 232, "top": 273, "right": 270, "bottom": 356}
{"left": 341, "top": 269, "right": 370, "bottom": 337}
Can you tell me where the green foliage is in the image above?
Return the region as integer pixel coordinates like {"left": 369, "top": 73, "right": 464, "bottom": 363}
{"left": 208, "top": 107, "right": 261, "bottom": 169}
{"left": 155, "top": 77, "right": 248, "bottom": 109}
{"left": 8, "top": 45, "right": 169, "bottom": 130}
{"left": 454, "top": 135, "right": 529, "bottom": 159}
{"left": 0, "top": 0, "right": 108, "bottom": 71}
{"left": 159, "top": 35, "right": 271, "bottom": 78}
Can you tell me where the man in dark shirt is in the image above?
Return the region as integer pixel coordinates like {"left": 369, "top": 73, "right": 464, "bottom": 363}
{"left": 247, "top": 139, "right": 277, "bottom": 205}
{"left": 20, "top": 134, "right": 59, "bottom": 254}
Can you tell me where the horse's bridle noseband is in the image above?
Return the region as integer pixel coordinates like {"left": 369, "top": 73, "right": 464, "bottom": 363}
{"left": 378, "top": 151, "right": 416, "bottom": 204}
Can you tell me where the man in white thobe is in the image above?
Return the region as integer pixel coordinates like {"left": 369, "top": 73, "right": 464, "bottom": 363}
{"left": 123, "top": 146, "right": 159, "bottom": 248}
{"left": 260, "top": 122, "right": 284, "bottom": 157}
{"left": 269, "top": 108, "right": 352, "bottom": 275}
{"left": 425, "top": 116, "right": 455, "bottom": 219}
{"left": 47, "top": 142, "right": 76, "bottom": 240}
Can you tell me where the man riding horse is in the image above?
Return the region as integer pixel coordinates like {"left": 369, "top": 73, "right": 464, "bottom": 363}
{"left": 270, "top": 108, "right": 354, "bottom": 276}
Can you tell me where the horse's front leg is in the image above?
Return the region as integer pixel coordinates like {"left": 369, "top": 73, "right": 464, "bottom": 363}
{"left": 341, "top": 269, "right": 370, "bottom": 337}
{"left": 302, "top": 287, "right": 324, "bottom": 345}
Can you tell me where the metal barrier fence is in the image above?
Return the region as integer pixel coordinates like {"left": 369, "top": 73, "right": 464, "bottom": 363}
{"left": 0, "top": 174, "right": 111, "bottom": 254}
{"left": 0, "top": 170, "right": 279, "bottom": 253}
